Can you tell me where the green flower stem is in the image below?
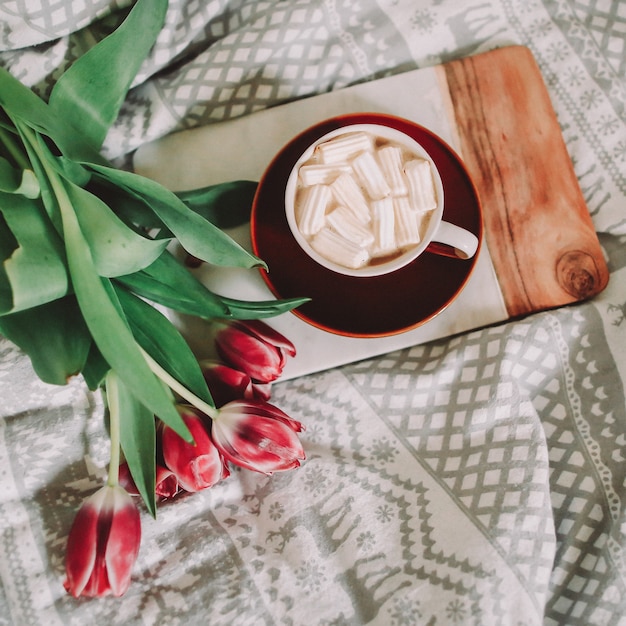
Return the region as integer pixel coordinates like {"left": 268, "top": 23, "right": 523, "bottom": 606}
{"left": 140, "top": 347, "right": 219, "bottom": 420}
{"left": 105, "top": 370, "right": 122, "bottom": 487}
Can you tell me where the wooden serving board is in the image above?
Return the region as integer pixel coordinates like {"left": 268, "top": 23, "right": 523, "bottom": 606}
{"left": 441, "top": 45, "right": 609, "bottom": 316}
{"left": 134, "top": 45, "right": 609, "bottom": 380}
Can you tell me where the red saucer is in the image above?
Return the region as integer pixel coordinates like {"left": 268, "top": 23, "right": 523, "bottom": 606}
{"left": 250, "top": 113, "right": 483, "bottom": 338}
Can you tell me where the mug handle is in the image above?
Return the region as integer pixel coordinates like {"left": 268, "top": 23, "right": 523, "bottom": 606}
{"left": 426, "top": 220, "right": 479, "bottom": 260}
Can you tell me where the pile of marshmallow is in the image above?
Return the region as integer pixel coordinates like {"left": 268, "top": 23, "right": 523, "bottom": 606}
{"left": 294, "top": 130, "right": 438, "bottom": 270}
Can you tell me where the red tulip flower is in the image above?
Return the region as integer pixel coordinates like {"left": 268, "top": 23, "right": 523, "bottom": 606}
{"left": 118, "top": 462, "right": 180, "bottom": 500}
{"left": 214, "top": 320, "right": 296, "bottom": 383}
{"left": 154, "top": 465, "right": 180, "bottom": 499}
{"left": 161, "top": 407, "right": 229, "bottom": 492}
{"left": 64, "top": 484, "right": 141, "bottom": 598}
{"left": 201, "top": 360, "right": 272, "bottom": 407}
{"left": 211, "top": 399, "right": 305, "bottom": 474}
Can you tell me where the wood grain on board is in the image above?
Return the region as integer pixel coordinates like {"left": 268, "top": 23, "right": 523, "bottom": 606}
{"left": 441, "top": 45, "right": 609, "bottom": 318}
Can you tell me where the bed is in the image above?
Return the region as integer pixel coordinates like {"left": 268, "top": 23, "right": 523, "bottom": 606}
{"left": 1, "top": 1, "right": 625, "bottom": 624}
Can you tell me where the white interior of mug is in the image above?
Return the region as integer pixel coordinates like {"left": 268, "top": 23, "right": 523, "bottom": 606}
{"left": 285, "top": 123, "right": 445, "bottom": 277}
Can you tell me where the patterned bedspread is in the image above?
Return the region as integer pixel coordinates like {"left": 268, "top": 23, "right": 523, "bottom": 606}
{"left": 1, "top": 1, "right": 625, "bottom": 625}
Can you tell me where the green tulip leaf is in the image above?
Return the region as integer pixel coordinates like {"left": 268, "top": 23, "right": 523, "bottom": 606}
{"left": 0, "top": 69, "right": 108, "bottom": 166}
{"left": 219, "top": 295, "right": 312, "bottom": 319}
{"left": 87, "top": 164, "right": 265, "bottom": 270}
{"left": 115, "top": 285, "right": 214, "bottom": 408}
{"left": 91, "top": 177, "right": 168, "bottom": 231}
{"left": 0, "top": 296, "right": 91, "bottom": 385}
{"left": 0, "top": 191, "right": 68, "bottom": 313}
{"left": 0, "top": 157, "right": 39, "bottom": 198}
{"left": 25, "top": 131, "right": 169, "bottom": 279}
{"left": 12, "top": 124, "right": 63, "bottom": 233}
{"left": 48, "top": 0, "right": 168, "bottom": 149}
{"left": 0, "top": 213, "right": 17, "bottom": 308}
{"left": 56, "top": 175, "right": 190, "bottom": 441}
{"left": 81, "top": 342, "right": 110, "bottom": 391}
{"left": 65, "top": 181, "right": 170, "bottom": 278}
{"left": 175, "top": 180, "right": 258, "bottom": 229}
{"left": 108, "top": 372, "right": 157, "bottom": 518}
{"left": 49, "top": 154, "right": 92, "bottom": 188}
{"left": 115, "top": 251, "right": 231, "bottom": 319}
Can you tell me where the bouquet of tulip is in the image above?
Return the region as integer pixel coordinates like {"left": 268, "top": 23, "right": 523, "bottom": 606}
{"left": 0, "top": 0, "right": 308, "bottom": 597}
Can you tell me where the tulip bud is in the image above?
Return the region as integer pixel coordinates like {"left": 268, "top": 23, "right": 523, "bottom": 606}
{"left": 201, "top": 360, "right": 272, "bottom": 407}
{"left": 64, "top": 484, "right": 141, "bottom": 598}
{"left": 118, "top": 462, "right": 180, "bottom": 500}
{"left": 154, "top": 465, "right": 180, "bottom": 499}
{"left": 161, "top": 407, "right": 229, "bottom": 492}
{"left": 211, "top": 399, "right": 305, "bottom": 474}
{"left": 214, "top": 320, "right": 296, "bottom": 384}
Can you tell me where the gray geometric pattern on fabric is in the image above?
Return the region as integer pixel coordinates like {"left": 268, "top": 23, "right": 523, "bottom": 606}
{"left": 219, "top": 369, "right": 551, "bottom": 626}
{"left": 0, "top": 0, "right": 126, "bottom": 49}
{"left": 341, "top": 302, "right": 626, "bottom": 626}
{"left": 110, "top": 0, "right": 418, "bottom": 159}
{"left": 570, "top": 0, "right": 626, "bottom": 79}
{"left": 540, "top": 0, "right": 626, "bottom": 118}
{"left": 517, "top": 305, "right": 626, "bottom": 625}
{"left": 345, "top": 328, "right": 556, "bottom": 604}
